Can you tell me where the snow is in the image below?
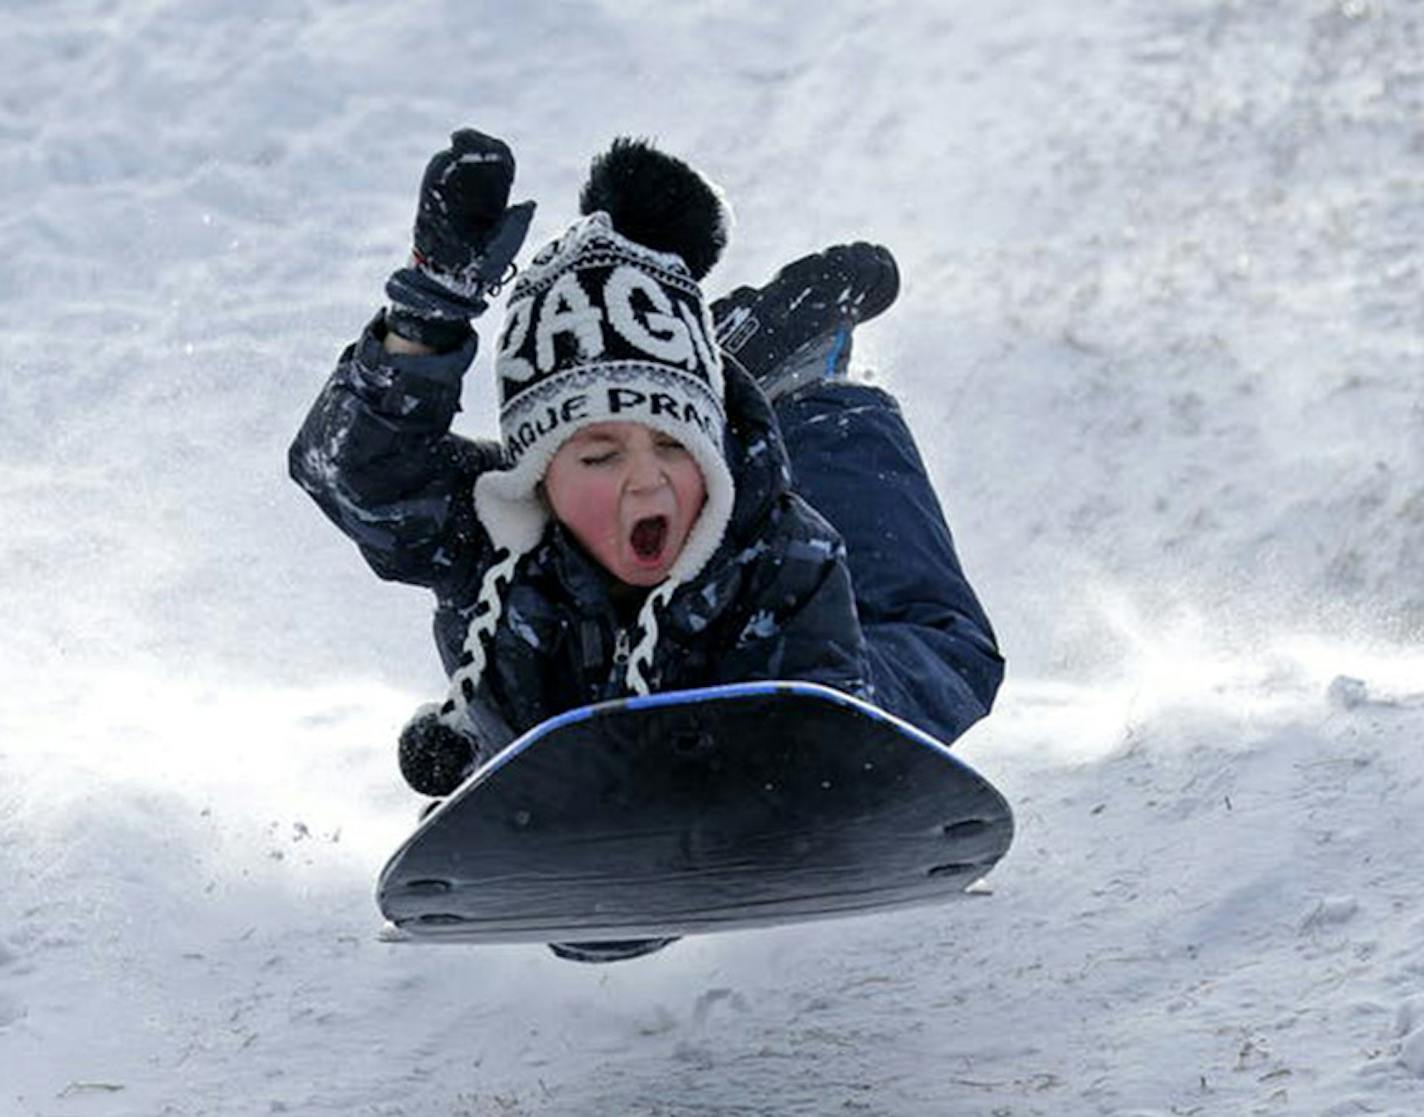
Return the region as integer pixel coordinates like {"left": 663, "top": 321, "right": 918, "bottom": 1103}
{"left": 4, "top": 0, "right": 1424, "bottom": 1113}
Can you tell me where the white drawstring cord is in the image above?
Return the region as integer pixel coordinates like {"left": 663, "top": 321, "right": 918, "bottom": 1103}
{"left": 439, "top": 548, "right": 520, "bottom": 726}
{"left": 625, "top": 580, "right": 679, "bottom": 696}
{"left": 440, "top": 547, "right": 678, "bottom": 714}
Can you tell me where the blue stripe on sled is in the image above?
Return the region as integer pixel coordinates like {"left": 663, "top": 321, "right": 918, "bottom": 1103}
{"left": 464, "top": 680, "right": 961, "bottom": 795}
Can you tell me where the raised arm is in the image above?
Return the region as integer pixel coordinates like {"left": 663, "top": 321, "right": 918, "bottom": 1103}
{"left": 288, "top": 129, "right": 536, "bottom": 592}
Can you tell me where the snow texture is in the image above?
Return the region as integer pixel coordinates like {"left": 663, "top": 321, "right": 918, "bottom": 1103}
{"left": 4, "top": 1, "right": 1424, "bottom": 1114}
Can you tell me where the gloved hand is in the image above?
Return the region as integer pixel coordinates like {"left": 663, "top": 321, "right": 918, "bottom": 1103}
{"left": 398, "top": 705, "right": 480, "bottom": 797}
{"left": 386, "top": 128, "right": 537, "bottom": 348}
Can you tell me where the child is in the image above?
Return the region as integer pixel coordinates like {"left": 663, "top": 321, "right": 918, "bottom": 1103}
{"left": 290, "top": 131, "right": 1003, "bottom": 961}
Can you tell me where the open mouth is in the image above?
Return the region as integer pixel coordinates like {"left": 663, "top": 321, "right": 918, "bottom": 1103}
{"left": 629, "top": 515, "right": 669, "bottom": 562}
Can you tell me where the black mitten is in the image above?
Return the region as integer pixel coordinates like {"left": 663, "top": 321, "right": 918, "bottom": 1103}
{"left": 398, "top": 706, "right": 479, "bottom": 796}
{"left": 386, "top": 128, "right": 537, "bottom": 347}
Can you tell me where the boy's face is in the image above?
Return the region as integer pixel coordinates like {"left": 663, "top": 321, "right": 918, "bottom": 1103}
{"left": 543, "top": 421, "right": 708, "bottom": 587}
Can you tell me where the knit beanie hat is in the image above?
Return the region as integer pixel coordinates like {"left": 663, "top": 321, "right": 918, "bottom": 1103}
{"left": 472, "top": 210, "right": 732, "bottom": 574}
{"left": 452, "top": 139, "right": 734, "bottom": 730}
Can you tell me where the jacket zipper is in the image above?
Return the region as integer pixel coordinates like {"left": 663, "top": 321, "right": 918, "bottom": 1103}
{"left": 613, "top": 626, "right": 632, "bottom": 668}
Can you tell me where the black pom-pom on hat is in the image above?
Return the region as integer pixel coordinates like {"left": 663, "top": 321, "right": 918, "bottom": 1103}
{"left": 398, "top": 708, "right": 479, "bottom": 797}
{"left": 579, "top": 137, "right": 729, "bottom": 280}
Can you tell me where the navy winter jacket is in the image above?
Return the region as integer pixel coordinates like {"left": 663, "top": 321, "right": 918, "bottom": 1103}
{"left": 290, "top": 317, "right": 881, "bottom": 753}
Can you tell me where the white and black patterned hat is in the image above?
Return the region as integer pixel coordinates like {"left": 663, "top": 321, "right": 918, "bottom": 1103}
{"left": 424, "top": 139, "right": 734, "bottom": 721}
{"left": 472, "top": 210, "right": 733, "bottom": 585}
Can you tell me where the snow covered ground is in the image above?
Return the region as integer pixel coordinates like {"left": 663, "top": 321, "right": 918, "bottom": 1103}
{"left": 4, "top": 0, "right": 1424, "bottom": 1113}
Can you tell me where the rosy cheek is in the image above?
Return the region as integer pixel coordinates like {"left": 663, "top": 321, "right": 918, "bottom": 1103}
{"left": 567, "top": 480, "right": 621, "bottom": 543}
{"left": 679, "top": 471, "right": 707, "bottom": 510}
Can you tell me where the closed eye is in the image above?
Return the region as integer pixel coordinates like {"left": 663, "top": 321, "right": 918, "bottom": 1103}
{"left": 580, "top": 451, "right": 618, "bottom": 466}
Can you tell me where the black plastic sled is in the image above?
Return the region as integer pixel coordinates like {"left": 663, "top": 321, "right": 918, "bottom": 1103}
{"left": 377, "top": 681, "right": 1013, "bottom": 944}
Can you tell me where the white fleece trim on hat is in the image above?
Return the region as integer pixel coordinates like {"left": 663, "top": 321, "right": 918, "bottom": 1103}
{"left": 471, "top": 399, "right": 734, "bottom": 588}
{"left": 473, "top": 354, "right": 733, "bottom": 577}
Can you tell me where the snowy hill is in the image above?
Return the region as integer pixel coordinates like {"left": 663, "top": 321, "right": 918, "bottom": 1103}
{"left": 3, "top": 1, "right": 1423, "bottom": 1114}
